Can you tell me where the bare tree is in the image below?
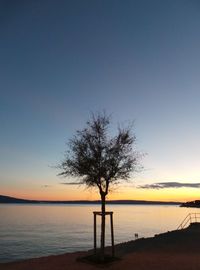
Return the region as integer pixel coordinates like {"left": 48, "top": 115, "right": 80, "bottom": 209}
{"left": 58, "top": 112, "right": 141, "bottom": 259}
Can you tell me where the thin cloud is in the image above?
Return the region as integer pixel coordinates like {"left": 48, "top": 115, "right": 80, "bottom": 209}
{"left": 60, "top": 182, "right": 84, "bottom": 185}
{"left": 139, "top": 182, "right": 200, "bottom": 189}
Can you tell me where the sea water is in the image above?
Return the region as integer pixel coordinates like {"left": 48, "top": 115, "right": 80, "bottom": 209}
{"left": 0, "top": 204, "right": 197, "bottom": 263}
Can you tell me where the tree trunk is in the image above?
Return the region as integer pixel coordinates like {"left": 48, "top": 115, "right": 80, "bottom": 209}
{"left": 100, "top": 193, "right": 106, "bottom": 260}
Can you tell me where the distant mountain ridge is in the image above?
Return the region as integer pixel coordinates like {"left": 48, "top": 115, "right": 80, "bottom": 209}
{"left": 0, "top": 195, "right": 180, "bottom": 205}
{"left": 180, "top": 200, "right": 200, "bottom": 208}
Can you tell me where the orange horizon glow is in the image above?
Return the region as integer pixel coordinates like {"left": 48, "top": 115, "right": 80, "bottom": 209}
{"left": 1, "top": 186, "right": 200, "bottom": 203}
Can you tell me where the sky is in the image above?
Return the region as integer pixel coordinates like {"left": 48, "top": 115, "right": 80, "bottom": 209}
{"left": 1, "top": 0, "right": 200, "bottom": 202}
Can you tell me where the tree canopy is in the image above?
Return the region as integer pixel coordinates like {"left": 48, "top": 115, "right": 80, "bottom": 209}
{"left": 59, "top": 113, "right": 140, "bottom": 197}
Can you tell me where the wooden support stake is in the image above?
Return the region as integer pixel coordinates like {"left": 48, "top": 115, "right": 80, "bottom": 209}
{"left": 94, "top": 213, "right": 97, "bottom": 254}
{"left": 110, "top": 212, "right": 115, "bottom": 257}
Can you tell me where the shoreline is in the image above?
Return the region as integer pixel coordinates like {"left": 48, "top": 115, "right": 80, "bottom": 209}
{"left": 1, "top": 223, "right": 200, "bottom": 270}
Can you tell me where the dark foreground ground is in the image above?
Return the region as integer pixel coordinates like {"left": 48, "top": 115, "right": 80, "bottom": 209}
{"left": 1, "top": 223, "right": 200, "bottom": 270}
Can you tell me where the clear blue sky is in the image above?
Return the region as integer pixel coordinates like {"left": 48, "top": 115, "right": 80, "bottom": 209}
{"left": 1, "top": 0, "right": 200, "bottom": 201}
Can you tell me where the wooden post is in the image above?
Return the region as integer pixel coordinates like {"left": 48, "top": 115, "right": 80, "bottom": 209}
{"left": 110, "top": 212, "right": 115, "bottom": 257}
{"left": 94, "top": 213, "right": 97, "bottom": 254}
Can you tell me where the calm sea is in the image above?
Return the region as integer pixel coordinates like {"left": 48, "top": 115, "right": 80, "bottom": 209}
{"left": 0, "top": 204, "right": 197, "bottom": 263}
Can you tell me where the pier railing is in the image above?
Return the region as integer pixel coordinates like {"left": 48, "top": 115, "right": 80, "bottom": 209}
{"left": 177, "top": 213, "right": 200, "bottom": 230}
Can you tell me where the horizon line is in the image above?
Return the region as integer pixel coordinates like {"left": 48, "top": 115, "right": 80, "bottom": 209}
{"left": 0, "top": 194, "right": 181, "bottom": 204}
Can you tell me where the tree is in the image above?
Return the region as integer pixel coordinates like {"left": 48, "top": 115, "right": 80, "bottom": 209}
{"left": 58, "top": 112, "right": 141, "bottom": 259}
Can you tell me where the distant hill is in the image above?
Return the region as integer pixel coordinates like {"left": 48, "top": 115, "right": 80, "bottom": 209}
{"left": 0, "top": 195, "right": 38, "bottom": 204}
{"left": 0, "top": 195, "right": 180, "bottom": 205}
{"left": 180, "top": 200, "right": 200, "bottom": 208}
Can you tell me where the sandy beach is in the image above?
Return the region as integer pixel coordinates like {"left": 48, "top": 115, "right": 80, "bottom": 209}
{"left": 1, "top": 223, "right": 200, "bottom": 270}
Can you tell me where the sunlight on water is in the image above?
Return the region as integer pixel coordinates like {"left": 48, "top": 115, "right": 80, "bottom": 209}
{"left": 0, "top": 204, "right": 198, "bottom": 263}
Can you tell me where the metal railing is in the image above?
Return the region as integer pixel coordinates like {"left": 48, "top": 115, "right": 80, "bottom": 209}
{"left": 177, "top": 213, "right": 200, "bottom": 230}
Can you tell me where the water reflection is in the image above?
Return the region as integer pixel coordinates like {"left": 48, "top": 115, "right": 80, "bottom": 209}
{"left": 0, "top": 204, "right": 198, "bottom": 262}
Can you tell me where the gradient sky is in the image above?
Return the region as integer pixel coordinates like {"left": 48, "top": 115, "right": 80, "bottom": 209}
{"left": 1, "top": 0, "right": 200, "bottom": 201}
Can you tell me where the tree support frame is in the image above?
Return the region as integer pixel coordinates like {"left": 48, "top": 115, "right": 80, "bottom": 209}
{"left": 93, "top": 211, "right": 115, "bottom": 257}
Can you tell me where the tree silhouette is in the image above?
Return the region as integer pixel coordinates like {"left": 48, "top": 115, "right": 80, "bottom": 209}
{"left": 58, "top": 112, "right": 141, "bottom": 259}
